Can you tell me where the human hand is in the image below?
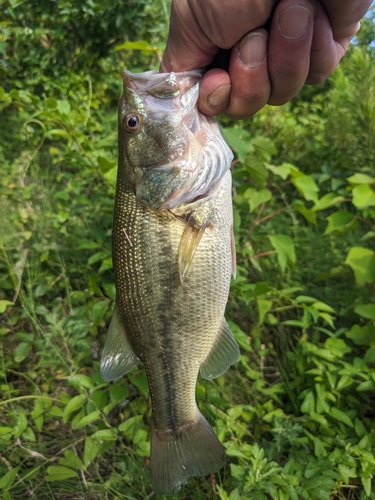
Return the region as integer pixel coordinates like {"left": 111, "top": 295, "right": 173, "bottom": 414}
{"left": 160, "top": 0, "right": 372, "bottom": 119}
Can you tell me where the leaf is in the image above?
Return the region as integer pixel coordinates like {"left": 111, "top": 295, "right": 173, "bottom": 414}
{"left": 75, "top": 410, "right": 100, "bottom": 429}
{"left": 312, "top": 193, "right": 344, "bottom": 212}
{"left": 293, "top": 200, "right": 317, "bottom": 225}
{"left": 84, "top": 437, "right": 100, "bottom": 465}
{"left": 251, "top": 136, "right": 276, "bottom": 160}
{"left": 68, "top": 374, "right": 95, "bottom": 390}
{"left": 63, "top": 394, "right": 86, "bottom": 423}
{"left": 345, "top": 324, "right": 375, "bottom": 345}
{"left": 114, "top": 40, "right": 155, "bottom": 52}
{"left": 129, "top": 370, "right": 149, "bottom": 397}
{"left": 0, "top": 467, "right": 19, "bottom": 490}
{"left": 352, "top": 184, "right": 375, "bottom": 208}
{"left": 347, "top": 173, "right": 375, "bottom": 185}
{"left": 344, "top": 247, "right": 375, "bottom": 287}
{"left": 91, "top": 299, "right": 110, "bottom": 325}
{"left": 222, "top": 127, "right": 252, "bottom": 164}
{"left": 257, "top": 299, "right": 272, "bottom": 324}
{"left": 329, "top": 408, "right": 353, "bottom": 427}
{"left": 14, "top": 342, "right": 32, "bottom": 362}
{"left": 361, "top": 476, "right": 372, "bottom": 497}
{"left": 92, "top": 429, "right": 117, "bottom": 441}
{"left": 45, "top": 465, "right": 78, "bottom": 481}
{"left": 301, "top": 391, "right": 315, "bottom": 414}
{"left": 267, "top": 162, "right": 300, "bottom": 180}
{"left": 324, "top": 338, "right": 351, "bottom": 357}
{"left": 292, "top": 175, "right": 319, "bottom": 202}
{"left": 0, "top": 300, "right": 14, "bottom": 313}
{"left": 118, "top": 415, "right": 144, "bottom": 439}
{"left": 268, "top": 234, "right": 296, "bottom": 272}
{"left": 354, "top": 303, "right": 375, "bottom": 320}
{"left": 312, "top": 301, "right": 335, "bottom": 313}
{"left": 244, "top": 188, "right": 272, "bottom": 213}
{"left": 57, "top": 100, "right": 70, "bottom": 115}
{"left": 59, "top": 450, "right": 85, "bottom": 470}
{"left": 324, "top": 210, "right": 357, "bottom": 235}
{"left": 97, "top": 155, "right": 116, "bottom": 173}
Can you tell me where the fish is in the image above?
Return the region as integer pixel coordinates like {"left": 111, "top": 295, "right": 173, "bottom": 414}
{"left": 100, "top": 69, "right": 240, "bottom": 494}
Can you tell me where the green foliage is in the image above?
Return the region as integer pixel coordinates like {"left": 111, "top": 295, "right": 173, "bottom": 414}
{"left": 1, "top": 3, "right": 375, "bottom": 498}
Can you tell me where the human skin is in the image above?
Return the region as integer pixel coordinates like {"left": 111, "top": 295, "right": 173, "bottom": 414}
{"left": 160, "top": 0, "right": 372, "bottom": 119}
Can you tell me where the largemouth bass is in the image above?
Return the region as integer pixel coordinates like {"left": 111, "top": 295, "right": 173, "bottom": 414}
{"left": 100, "top": 69, "right": 240, "bottom": 494}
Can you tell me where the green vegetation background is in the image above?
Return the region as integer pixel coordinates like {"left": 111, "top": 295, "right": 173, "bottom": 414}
{"left": 1, "top": 1, "right": 375, "bottom": 499}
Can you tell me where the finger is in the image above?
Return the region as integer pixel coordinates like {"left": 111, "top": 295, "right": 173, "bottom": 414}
{"left": 305, "top": 0, "right": 342, "bottom": 84}
{"left": 197, "top": 68, "right": 231, "bottom": 116}
{"left": 267, "top": 0, "right": 314, "bottom": 105}
{"left": 225, "top": 30, "right": 271, "bottom": 119}
{"left": 161, "top": 0, "right": 277, "bottom": 73}
{"left": 319, "top": 0, "right": 372, "bottom": 39}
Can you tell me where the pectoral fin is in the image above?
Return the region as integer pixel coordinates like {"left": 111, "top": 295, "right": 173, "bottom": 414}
{"left": 178, "top": 218, "right": 207, "bottom": 283}
{"left": 100, "top": 305, "right": 139, "bottom": 382}
{"left": 200, "top": 318, "right": 240, "bottom": 380}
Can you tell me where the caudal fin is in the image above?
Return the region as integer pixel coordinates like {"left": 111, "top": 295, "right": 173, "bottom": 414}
{"left": 150, "top": 411, "right": 225, "bottom": 494}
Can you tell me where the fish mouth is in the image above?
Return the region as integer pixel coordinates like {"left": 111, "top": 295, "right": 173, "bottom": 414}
{"left": 122, "top": 69, "right": 203, "bottom": 100}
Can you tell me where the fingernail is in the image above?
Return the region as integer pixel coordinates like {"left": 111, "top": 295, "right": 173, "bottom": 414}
{"left": 279, "top": 5, "right": 310, "bottom": 40}
{"left": 207, "top": 84, "right": 231, "bottom": 107}
{"left": 238, "top": 33, "right": 267, "bottom": 68}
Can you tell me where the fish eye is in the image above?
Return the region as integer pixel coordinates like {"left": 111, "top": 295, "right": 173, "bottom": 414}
{"left": 123, "top": 113, "right": 141, "bottom": 133}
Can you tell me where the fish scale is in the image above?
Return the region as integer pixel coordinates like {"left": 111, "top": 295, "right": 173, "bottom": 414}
{"left": 100, "top": 69, "right": 240, "bottom": 494}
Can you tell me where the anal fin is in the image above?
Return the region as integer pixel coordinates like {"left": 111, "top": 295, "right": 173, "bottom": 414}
{"left": 100, "top": 305, "right": 139, "bottom": 382}
{"left": 178, "top": 217, "right": 207, "bottom": 283}
{"left": 200, "top": 318, "right": 240, "bottom": 380}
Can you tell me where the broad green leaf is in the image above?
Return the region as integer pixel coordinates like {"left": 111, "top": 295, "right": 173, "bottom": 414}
{"left": 57, "top": 100, "right": 70, "bottom": 115}
{"left": 345, "top": 324, "right": 375, "bottom": 345}
{"left": 344, "top": 247, "right": 375, "bottom": 287}
{"left": 63, "top": 394, "right": 86, "bottom": 423}
{"left": 357, "top": 380, "right": 375, "bottom": 391}
{"left": 354, "top": 303, "right": 375, "bottom": 320}
{"left": 352, "top": 184, "right": 375, "bottom": 208}
{"left": 267, "top": 162, "right": 300, "bottom": 180}
{"left": 0, "top": 427, "right": 12, "bottom": 435}
{"left": 92, "top": 429, "right": 117, "bottom": 441}
{"left": 329, "top": 408, "right": 353, "bottom": 427}
{"left": 75, "top": 410, "right": 100, "bottom": 429}
{"left": 118, "top": 415, "right": 144, "bottom": 438}
{"left": 91, "top": 299, "right": 110, "bottom": 325}
{"left": 268, "top": 234, "right": 296, "bottom": 272}
{"left": 59, "top": 450, "right": 85, "bottom": 470}
{"left": 68, "top": 374, "right": 95, "bottom": 390}
{"left": 114, "top": 40, "right": 154, "bottom": 52}
{"left": 129, "top": 370, "right": 149, "bottom": 397}
{"left": 45, "top": 465, "right": 77, "bottom": 481}
{"left": 324, "top": 338, "right": 351, "bottom": 357}
{"left": 293, "top": 200, "right": 317, "bottom": 225}
{"left": 257, "top": 299, "right": 272, "bottom": 324}
{"left": 14, "top": 342, "right": 32, "bottom": 363}
{"left": 292, "top": 175, "right": 319, "bottom": 202}
{"left": 362, "top": 476, "right": 372, "bottom": 497}
{"left": 301, "top": 391, "right": 315, "bottom": 414}
{"left": 312, "top": 193, "right": 344, "bottom": 212}
{"left": 347, "top": 173, "right": 375, "bottom": 185}
{"left": 312, "top": 301, "right": 335, "bottom": 313}
{"left": 0, "top": 467, "right": 19, "bottom": 490}
{"left": 222, "top": 127, "right": 252, "bottom": 164}
{"left": 364, "top": 346, "right": 375, "bottom": 363}
{"left": 244, "top": 188, "right": 272, "bottom": 213}
{"left": 84, "top": 437, "right": 100, "bottom": 465}
{"left": 324, "top": 210, "right": 357, "bottom": 235}
{"left": 251, "top": 136, "right": 276, "bottom": 160}
{"left": 0, "top": 300, "right": 14, "bottom": 313}
{"left": 97, "top": 155, "right": 116, "bottom": 173}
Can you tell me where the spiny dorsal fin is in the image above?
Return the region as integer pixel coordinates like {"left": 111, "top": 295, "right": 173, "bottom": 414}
{"left": 178, "top": 217, "right": 207, "bottom": 283}
{"left": 100, "top": 305, "right": 139, "bottom": 382}
{"left": 200, "top": 318, "right": 240, "bottom": 380}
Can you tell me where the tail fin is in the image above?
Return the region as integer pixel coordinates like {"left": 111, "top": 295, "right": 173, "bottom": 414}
{"left": 150, "top": 411, "right": 225, "bottom": 494}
